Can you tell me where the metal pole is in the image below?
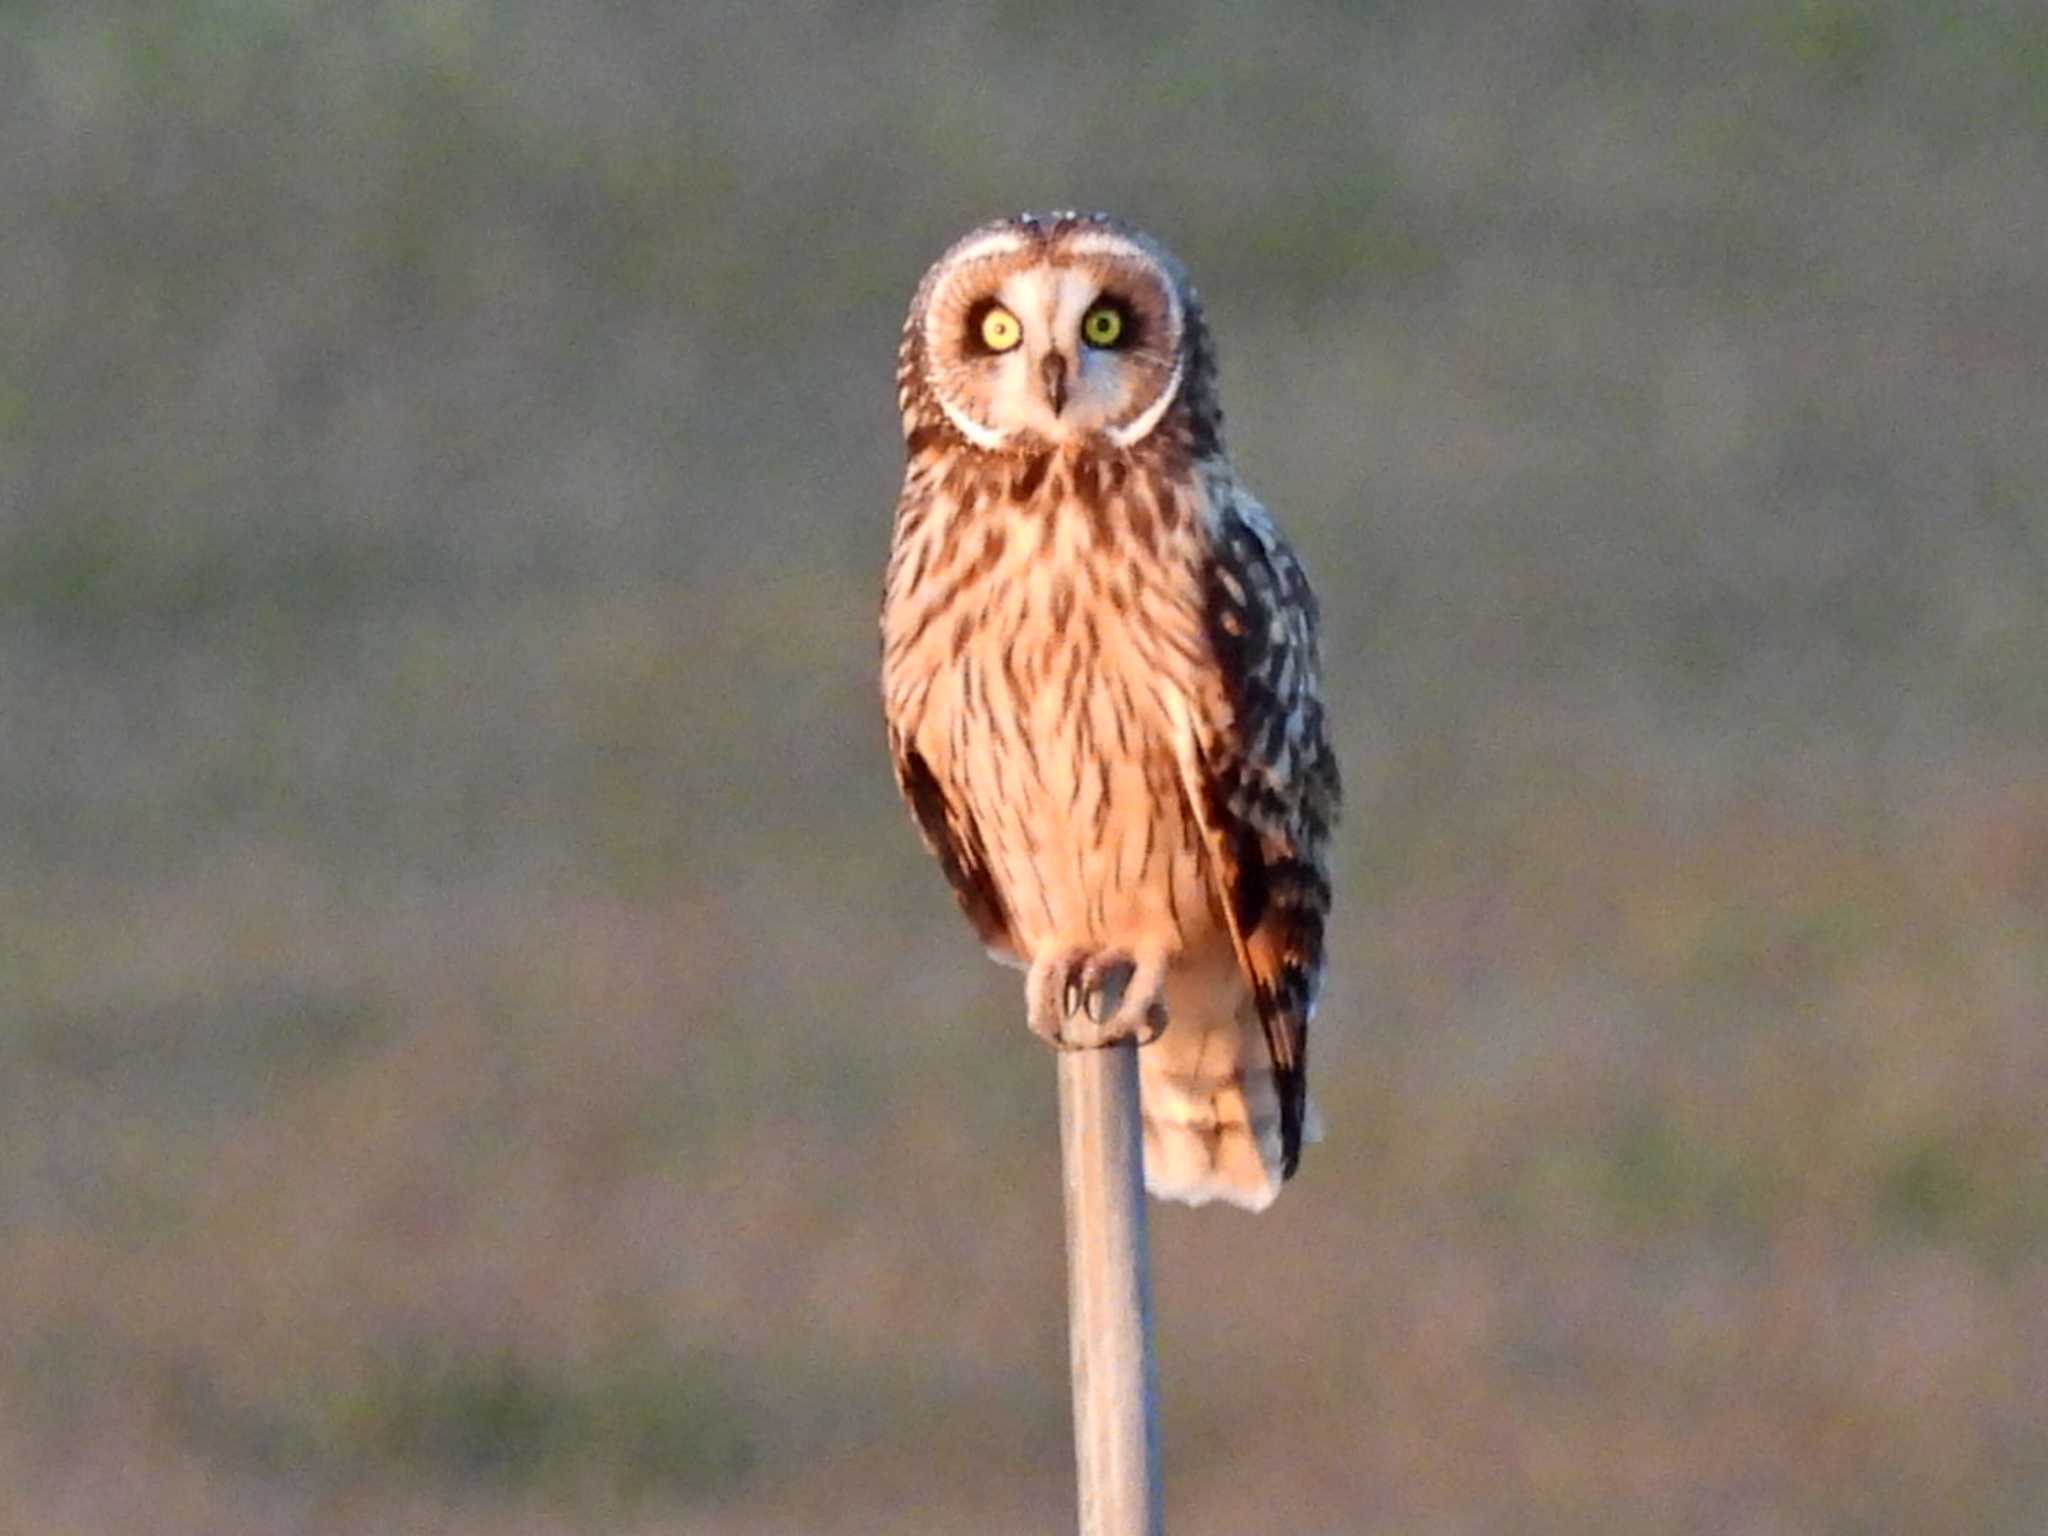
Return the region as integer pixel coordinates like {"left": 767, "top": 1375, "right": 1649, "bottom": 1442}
{"left": 1057, "top": 1039, "right": 1164, "bottom": 1536}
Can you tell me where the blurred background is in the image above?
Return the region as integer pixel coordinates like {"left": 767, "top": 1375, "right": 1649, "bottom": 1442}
{"left": 4, "top": 2, "right": 2045, "bottom": 1531}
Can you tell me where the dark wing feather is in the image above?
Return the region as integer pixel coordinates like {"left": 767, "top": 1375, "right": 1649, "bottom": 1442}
{"left": 890, "top": 730, "right": 1020, "bottom": 963}
{"left": 1186, "top": 494, "right": 1341, "bottom": 1179}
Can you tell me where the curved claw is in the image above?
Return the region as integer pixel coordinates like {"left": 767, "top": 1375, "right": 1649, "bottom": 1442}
{"left": 1081, "top": 957, "right": 1133, "bottom": 1024}
{"left": 1027, "top": 948, "right": 1170, "bottom": 1049}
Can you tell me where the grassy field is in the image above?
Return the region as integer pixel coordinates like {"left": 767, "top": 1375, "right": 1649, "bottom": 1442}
{"left": 4, "top": 2, "right": 2046, "bottom": 1531}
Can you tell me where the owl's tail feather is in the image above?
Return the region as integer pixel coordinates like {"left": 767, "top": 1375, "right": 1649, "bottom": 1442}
{"left": 1136, "top": 954, "right": 1316, "bottom": 1212}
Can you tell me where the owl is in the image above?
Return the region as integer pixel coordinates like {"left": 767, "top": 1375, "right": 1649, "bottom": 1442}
{"left": 880, "top": 213, "right": 1340, "bottom": 1210}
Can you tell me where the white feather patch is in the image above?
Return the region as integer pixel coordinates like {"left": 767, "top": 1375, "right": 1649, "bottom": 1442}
{"left": 1056, "top": 230, "right": 1150, "bottom": 262}
{"left": 935, "top": 391, "right": 1010, "bottom": 451}
{"left": 1107, "top": 358, "right": 1184, "bottom": 447}
{"left": 944, "top": 227, "right": 1032, "bottom": 268}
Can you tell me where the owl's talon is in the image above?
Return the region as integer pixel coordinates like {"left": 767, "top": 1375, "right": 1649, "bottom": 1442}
{"left": 1138, "top": 998, "right": 1168, "bottom": 1045}
{"left": 1081, "top": 956, "right": 1134, "bottom": 1024}
{"left": 1028, "top": 949, "right": 1169, "bottom": 1049}
{"left": 1028, "top": 950, "right": 1091, "bottom": 1047}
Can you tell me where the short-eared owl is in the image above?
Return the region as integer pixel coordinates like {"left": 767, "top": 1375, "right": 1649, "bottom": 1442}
{"left": 881, "top": 213, "right": 1340, "bottom": 1210}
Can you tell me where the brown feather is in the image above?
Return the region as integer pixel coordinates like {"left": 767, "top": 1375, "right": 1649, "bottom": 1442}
{"left": 1184, "top": 494, "right": 1341, "bottom": 1180}
{"left": 891, "top": 733, "right": 1019, "bottom": 962}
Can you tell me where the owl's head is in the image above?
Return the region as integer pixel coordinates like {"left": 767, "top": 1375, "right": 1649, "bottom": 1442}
{"left": 900, "top": 213, "right": 1219, "bottom": 456}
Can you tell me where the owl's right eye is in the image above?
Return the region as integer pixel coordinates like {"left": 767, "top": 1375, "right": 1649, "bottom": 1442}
{"left": 974, "top": 304, "right": 1023, "bottom": 353}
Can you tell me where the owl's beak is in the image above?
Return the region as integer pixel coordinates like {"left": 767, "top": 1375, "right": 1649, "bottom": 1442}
{"left": 1039, "top": 351, "right": 1069, "bottom": 416}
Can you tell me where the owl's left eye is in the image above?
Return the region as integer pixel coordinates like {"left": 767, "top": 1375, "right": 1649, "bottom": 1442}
{"left": 1081, "top": 302, "right": 1128, "bottom": 349}
{"left": 976, "top": 305, "right": 1023, "bottom": 353}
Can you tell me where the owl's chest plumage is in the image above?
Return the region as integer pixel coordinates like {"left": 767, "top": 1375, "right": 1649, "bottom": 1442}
{"left": 882, "top": 450, "right": 1225, "bottom": 956}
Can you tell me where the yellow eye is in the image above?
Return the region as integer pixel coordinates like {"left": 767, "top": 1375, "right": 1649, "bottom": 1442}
{"left": 979, "top": 306, "right": 1022, "bottom": 352}
{"left": 1082, "top": 304, "right": 1124, "bottom": 348}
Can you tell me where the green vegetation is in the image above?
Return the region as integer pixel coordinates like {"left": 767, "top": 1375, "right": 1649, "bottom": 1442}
{"left": 327, "top": 1345, "right": 755, "bottom": 1496}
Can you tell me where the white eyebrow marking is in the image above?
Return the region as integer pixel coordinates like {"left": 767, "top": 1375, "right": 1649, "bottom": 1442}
{"left": 1056, "top": 231, "right": 1149, "bottom": 261}
{"left": 945, "top": 228, "right": 1032, "bottom": 267}
{"left": 1002, "top": 268, "right": 1060, "bottom": 336}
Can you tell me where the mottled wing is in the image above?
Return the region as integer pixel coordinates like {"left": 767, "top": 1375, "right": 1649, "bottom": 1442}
{"left": 1181, "top": 491, "right": 1341, "bottom": 1178}
{"left": 888, "top": 727, "right": 1020, "bottom": 964}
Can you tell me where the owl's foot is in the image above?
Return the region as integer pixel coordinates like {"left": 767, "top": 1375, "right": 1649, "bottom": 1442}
{"left": 1026, "top": 949, "right": 1168, "bottom": 1050}
{"left": 1026, "top": 950, "right": 1090, "bottom": 1046}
